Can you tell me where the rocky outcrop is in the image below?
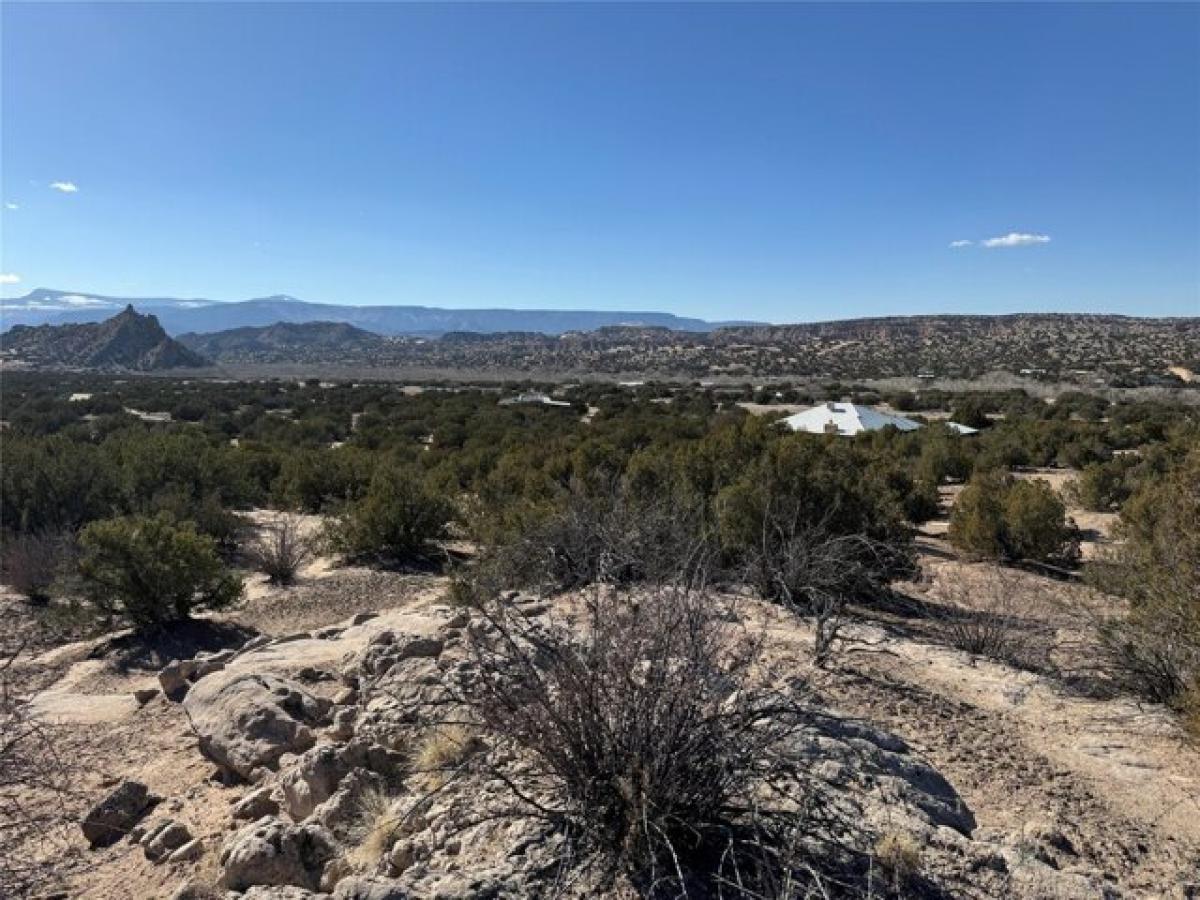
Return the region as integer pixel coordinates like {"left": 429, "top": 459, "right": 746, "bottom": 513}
{"left": 180, "top": 603, "right": 1125, "bottom": 899}
{"left": 1, "top": 305, "right": 209, "bottom": 370}
{"left": 183, "top": 673, "right": 331, "bottom": 780}
{"left": 81, "top": 780, "right": 157, "bottom": 847}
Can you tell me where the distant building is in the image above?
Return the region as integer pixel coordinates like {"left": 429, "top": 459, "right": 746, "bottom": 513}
{"left": 499, "top": 391, "right": 571, "bottom": 407}
{"left": 779, "top": 401, "right": 977, "bottom": 436}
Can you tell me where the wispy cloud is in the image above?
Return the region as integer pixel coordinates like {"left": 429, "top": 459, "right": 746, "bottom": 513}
{"left": 981, "top": 231, "right": 1050, "bottom": 248}
{"left": 4, "top": 202, "right": 18, "bottom": 210}
{"left": 50, "top": 181, "right": 79, "bottom": 193}
{"left": 0, "top": 294, "right": 123, "bottom": 311}
{"left": 58, "top": 294, "right": 111, "bottom": 307}
{"left": 949, "top": 239, "right": 972, "bottom": 248}
{"left": 0, "top": 273, "right": 21, "bottom": 285}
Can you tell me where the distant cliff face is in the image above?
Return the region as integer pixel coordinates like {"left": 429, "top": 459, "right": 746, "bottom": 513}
{"left": 0, "top": 305, "right": 210, "bottom": 370}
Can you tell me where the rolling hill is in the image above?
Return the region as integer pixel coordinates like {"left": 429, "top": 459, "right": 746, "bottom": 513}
{"left": 177, "top": 321, "right": 388, "bottom": 364}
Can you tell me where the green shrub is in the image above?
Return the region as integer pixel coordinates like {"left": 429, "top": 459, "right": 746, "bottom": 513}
{"left": 1068, "top": 457, "right": 1136, "bottom": 512}
{"left": 1086, "top": 449, "right": 1200, "bottom": 714}
{"left": 950, "top": 398, "right": 991, "bottom": 430}
{"left": 78, "top": 514, "right": 243, "bottom": 628}
{"left": 949, "top": 472, "right": 1076, "bottom": 564}
{"left": 328, "top": 465, "right": 452, "bottom": 564}
{"left": 1003, "top": 479, "right": 1076, "bottom": 563}
{"left": 947, "top": 472, "right": 1008, "bottom": 559}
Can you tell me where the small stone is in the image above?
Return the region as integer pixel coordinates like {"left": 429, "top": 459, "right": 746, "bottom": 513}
{"left": 159, "top": 661, "right": 192, "bottom": 700}
{"left": 145, "top": 821, "right": 193, "bottom": 862}
{"left": 232, "top": 786, "right": 280, "bottom": 821}
{"left": 133, "top": 687, "right": 160, "bottom": 706}
{"left": 388, "top": 839, "right": 414, "bottom": 874}
{"left": 168, "top": 837, "right": 204, "bottom": 863}
{"left": 329, "top": 708, "right": 356, "bottom": 741}
{"left": 81, "top": 780, "right": 157, "bottom": 848}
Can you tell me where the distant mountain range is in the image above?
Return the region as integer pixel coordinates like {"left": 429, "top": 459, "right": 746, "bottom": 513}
{"left": 0, "top": 288, "right": 751, "bottom": 336}
{"left": 0, "top": 305, "right": 209, "bottom": 370}
{"left": 3, "top": 298, "right": 1197, "bottom": 385}
{"left": 160, "top": 311, "right": 1200, "bottom": 384}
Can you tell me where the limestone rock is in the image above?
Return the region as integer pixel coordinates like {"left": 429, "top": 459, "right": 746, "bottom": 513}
{"left": 233, "top": 786, "right": 281, "bottom": 821}
{"left": 144, "top": 820, "right": 193, "bottom": 862}
{"left": 183, "top": 673, "right": 330, "bottom": 779}
{"left": 218, "top": 816, "right": 337, "bottom": 891}
{"left": 280, "top": 745, "right": 350, "bottom": 821}
{"left": 168, "top": 837, "right": 204, "bottom": 863}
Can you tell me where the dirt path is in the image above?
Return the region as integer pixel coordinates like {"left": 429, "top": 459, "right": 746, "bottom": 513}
{"left": 757, "top": 597, "right": 1200, "bottom": 894}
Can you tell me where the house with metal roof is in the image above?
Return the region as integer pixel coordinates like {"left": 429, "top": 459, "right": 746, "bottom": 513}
{"left": 780, "top": 401, "right": 977, "bottom": 436}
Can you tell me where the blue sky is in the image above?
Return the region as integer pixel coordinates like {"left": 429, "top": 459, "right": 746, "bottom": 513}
{"left": 2, "top": 2, "right": 1197, "bottom": 321}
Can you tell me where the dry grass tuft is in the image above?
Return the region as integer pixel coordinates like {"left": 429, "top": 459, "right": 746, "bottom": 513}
{"left": 347, "top": 786, "right": 406, "bottom": 870}
{"left": 873, "top": 829, "right": 921, "bottom": 890}
{"left": 410, "top": 724, "right": 477, "bottom": 790}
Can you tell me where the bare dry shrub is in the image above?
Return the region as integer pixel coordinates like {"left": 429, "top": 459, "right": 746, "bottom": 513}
{"left": 1077, "top": 577, "right": 1197, "bottom": 707}
{"left": 931, "top": 568, "right": 1048, "bottom": 669}
{"left": 2, "top": 530, "right": 72, "bottom": 605}
{"left": 446, "top": 584, "right": 858, "bottom": 897}
{"left": 245, "top": 514, "right": 312, "bottom": 585}
{"left": 747, "top": 504, "right": 905, "bottom": 665}
{"left": 456, "top": 480, "right": 714, "bottom": 605}
{"left": 0, "top": 644, "right": 75, "bottom": 895}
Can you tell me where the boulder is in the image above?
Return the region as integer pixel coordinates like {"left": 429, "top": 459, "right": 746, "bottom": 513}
{"left": 219, "top": 816, "right": 337, "bottom": 891}
{"left": 183, "top": 673, "right": 330, "bottom": 779}
{"left": 81, "top": 779, "right": 157, "bottom": 847}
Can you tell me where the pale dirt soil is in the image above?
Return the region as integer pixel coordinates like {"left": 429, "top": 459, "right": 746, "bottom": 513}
{"left": 6, "top": 484, "right": 1199, "bottom": 898}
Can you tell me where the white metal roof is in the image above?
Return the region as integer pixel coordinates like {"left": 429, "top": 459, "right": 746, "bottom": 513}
{"left": 780, "top": 401, "right": 979, "bottom": 436}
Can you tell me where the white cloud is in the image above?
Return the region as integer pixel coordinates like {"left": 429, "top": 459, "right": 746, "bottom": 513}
{"left": 981, "top": 231, "right": 1050, "bottom": 248}
{"left": 0, "top": 273, "right": 21, "bottom": 285}
{"left": 949, "top": 239, "right": 972, "bottom": 248}
{"left": 50, "top": 181, "right": 79, "bottom": 193}
{"left": 4, "top": 202, "right": 18, "bottom": 210}
{"left": 0, "top": 293, "right": 121, "bottom": 311}
{"left": 58, "top": 294, "right": 112, "bottom": 308}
